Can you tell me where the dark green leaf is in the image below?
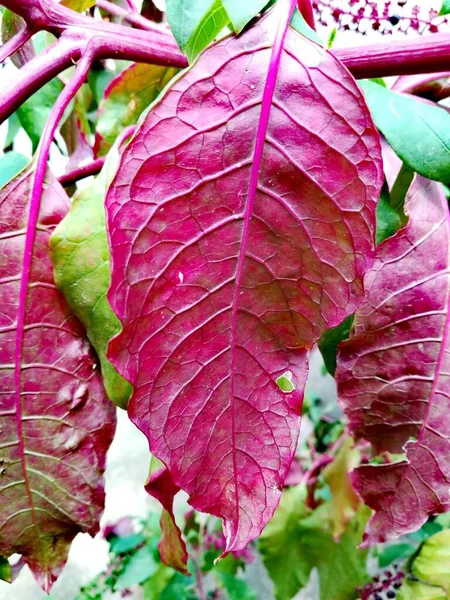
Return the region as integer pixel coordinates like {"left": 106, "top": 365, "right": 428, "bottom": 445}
{"left": 378, "top": 543, "right": 414, "bottom": 568}
{"left": 0, "top": 556, "right": 11, "bottom": 583}
{"left": 159, "top": 572, "right": 196, "bottom": 600}
{"left": 360, "top": 80, "right": 450, "bottom": 183}
{"left": 0, "top": 152, "right": 28, "bottom": 189}
{"left": 222, "top": 0, "right": 268, "bottom": 32}
{"left": 17, "top": 79, "right": 64, "bottom": 152}
{"left": 318, "top": 315, "right": 354, "bottom": 375}
{"left": 439, "top": 0, "right": 450, "bottom": 16}
{"left": 4, "top": 113, "right": 22, "bottom": 150}
{"left": 166, "top": 0, "right": 230, "bottom": 62}
{"left": 376, "top": 181, "right": 406, "bottom": 244}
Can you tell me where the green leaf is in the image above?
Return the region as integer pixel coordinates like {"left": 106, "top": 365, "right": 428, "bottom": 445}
{"left": 411, "top": 530, "right": 450, "bottom": 591}
{"left": 0, "top": 556, "right": 11, "bottom": 583}
{"left": 4, "top": 113, "right": 22, "bottom": 150}
{"left": 222, "top": 0, "right": 268, "bottom": 32}
{"left": 259, "top": 486, "right": 370, "bottom": 600}
{"left": 360, "top": 80, "right": 450, "bottom": 183}
{"left": 0, "top": 152, "right": 28, "bottom": 189}
{"left": 143, "top": 564, "right": 175, "bottom": 600}
{"left": 95, "top": 62, "right": 178, "bottom": 156}
{"left": 290, "top": 8, "right": 322, "bottom": 45}
{"left": 439, "top": 0, "right": 450, "bottom": 16}
{"left": 109, "top": 533, "right": 147, "bottom": 554}
{"left": 17, "top": 78, "right": 64, "bottom": 152}
{"left": 217, "top": 572, "right": 257, "bottom": 600}
{"left": 114, "top": 545, "right": 159, "bottom": 590}
{"left": 159, "top": 571, "right": 196, "bottom": 600}
{"left": 318, "top": 314, "right": 354, "bottom": 375}
{"left": 378, "top": 543, "right": 415, "bottom": 568}
{"left": 398, "top": 581, "right": 447, "bottom": 600}
{"left": 376, "top": 181, "right": 406, "bottom": 244}
{"left": 50, "top": 150, "right": 132, "bottom": 408}
{"left": 166, "top": 0, "right": 230, "bottom": 62}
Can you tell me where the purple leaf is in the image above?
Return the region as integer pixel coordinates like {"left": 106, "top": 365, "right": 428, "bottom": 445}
{"left": 0, "top": 167, "right": 116, "bottom": 590}
{"left": 106, "top": 3, "right": 382, "bottom": 553}
{"left": 336, "top": 176, "right": 450, "bottom": 545}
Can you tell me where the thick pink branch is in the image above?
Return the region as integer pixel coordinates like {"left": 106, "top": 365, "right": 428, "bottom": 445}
{"left": 333, "top": 34, "right": 450, "bottom": 79}
{"left": 0, "top": 25, "right": 34, "bottom": 64}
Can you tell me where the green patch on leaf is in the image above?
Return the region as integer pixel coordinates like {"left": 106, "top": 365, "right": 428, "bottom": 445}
{"left": 360, "top": 79, "right": 450, "bottom": 183}
{"left": 95, "top": 62, "right": 179, "bottom": 156}
{"left": 114, "top": 545, "right": 158, "bottom": 590}
{"left": 0, "top": 152, "right": 28, "bottom": 189}
{"left": 60, "top": 0, "right": 95, "bottom": 11}
{"left": 378, "top": 543, "right": 415, "bottom": 568}
{"left": 0, "top": 556, "right": 11, "bottom": 583}
{"left": 439, "top": 0, "right": 450, "bottom": 16}
{"left": 50, "top": 148, "right": 132, "bottom": 408}
{"left": 217, "top": 572, "right": 257, "bottom": 600}
{"left": 166, "top": 0, "right": 230, "bottom": 62}
{"left": 276, "top": 371, "right": 295, "bottom": 393}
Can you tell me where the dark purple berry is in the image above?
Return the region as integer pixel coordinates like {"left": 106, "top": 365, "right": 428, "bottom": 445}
{"left": 389, "top": 14, "right": 400, "bottom": 25}
{"left": 387, "top": 592, "right": 396, "bottom": 599}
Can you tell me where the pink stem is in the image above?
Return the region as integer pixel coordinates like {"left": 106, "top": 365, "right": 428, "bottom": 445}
{"left": 297, "top": 0, "right": 316, "bottom": 30}
{"left": 13, "top": 46, "right": 94, "bottom": 566}
{"left": 96, "top": 0, "right": 167, "bottom": 34}
{"left": 59, "top": 157, "right": 105, "bottom": 186}
{"left": 0, "top": 26, "right": 34, "bottom": 64}
{"left": 392, "top": 71, "right": 450, "bottom": 94}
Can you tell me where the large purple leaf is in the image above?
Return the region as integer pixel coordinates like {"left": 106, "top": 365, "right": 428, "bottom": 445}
{"left": 106, "top": 3, "right": 382, "bottom": 552}
{"left": 336, "top": 176, "right": 450, "bottom": 545}
{"left": 0, "top": 167, "right": 116, "bottom": 590}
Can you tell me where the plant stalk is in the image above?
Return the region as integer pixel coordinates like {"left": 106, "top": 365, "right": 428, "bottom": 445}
{"left": 0, "top": 26, "right": 34, "bottom": 64}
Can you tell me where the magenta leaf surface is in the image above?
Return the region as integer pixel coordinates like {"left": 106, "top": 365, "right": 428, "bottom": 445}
{"left": 0, "top": 167, "right": 116, "bottom": 590}
{"left": 106, "top": 3, "right": 382, "bottom": 552}
{"left": 336, "top": 176, "right": 450, "bottom": 545}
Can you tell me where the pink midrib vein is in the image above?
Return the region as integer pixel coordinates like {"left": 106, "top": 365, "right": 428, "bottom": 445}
{"left": 226, "top": 0, "right": 297, "bottom": 551}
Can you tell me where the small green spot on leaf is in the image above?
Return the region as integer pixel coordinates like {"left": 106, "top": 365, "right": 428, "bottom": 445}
{"left": 276, "top": 371, "right": 295, "bottom": 393}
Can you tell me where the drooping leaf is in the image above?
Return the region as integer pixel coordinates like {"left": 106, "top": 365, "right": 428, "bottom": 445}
{"left": 259, "top": 485, "right": 370, "bottom": 600}
{"left": 336, "top": 176, "right": 450, "bottom": 545}
{"left": 50, "top": 154, "right": 132, "bottom": 408}
{"left": 1, "top": 9, "right": 34, "bottom": 69}
{"left": 0, "top": 152, "right": 28, "bottom": 189}
{"left": 94, "top": 62, "right": 179, "bottom": 157}
{"left": 106, "top": 4, "right": 382, "bottom": 554}
{"left": 360, "top": 80, "right": 450, "bottom": 183}
{"left": 222, "top": 0, "right": 269, "bottom": 32}
{"left": 0, "top": 166, "right": 116, "bottom": 590}
{"left": 145, "top": 458, "right": 189, "bottom": 575}
{"left": 322, "top": 436, "right": 361, "bottom": 539}
{"left": 165, "top": 0, "right": 230, "bottom": 62}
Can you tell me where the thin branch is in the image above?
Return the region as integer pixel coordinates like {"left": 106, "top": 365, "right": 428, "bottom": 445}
{"left": 392, "top": 72, "right": 450, "bottom": 96}
{"left": 59, "top": 157, "right": 105, "bottom": 187}
{"left": 96, "top": 0, "right": 168, "bottom": 34}
{"left": 0, "top": 26, "right": 34, "bottom": 64}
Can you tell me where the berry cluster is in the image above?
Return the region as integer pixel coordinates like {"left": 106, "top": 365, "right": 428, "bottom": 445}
{"left": 313, "top": 0, "right": 449, "bottom": 35}
{"left": 358, "top": 563, "right": 405, "bottom": 599}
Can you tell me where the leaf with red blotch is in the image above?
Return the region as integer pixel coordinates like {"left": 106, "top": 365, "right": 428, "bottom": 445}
{"left": 336, "top": 176, "right": 450, "bottom": 545}
{"left": 106, "top": 1, "right": 382, "bottom": 554}
{"left": 0, "top": 166, "right": 116, "bottom": 591}
{"left": 145, "top": 459, "right": 189, "bottom": 575}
